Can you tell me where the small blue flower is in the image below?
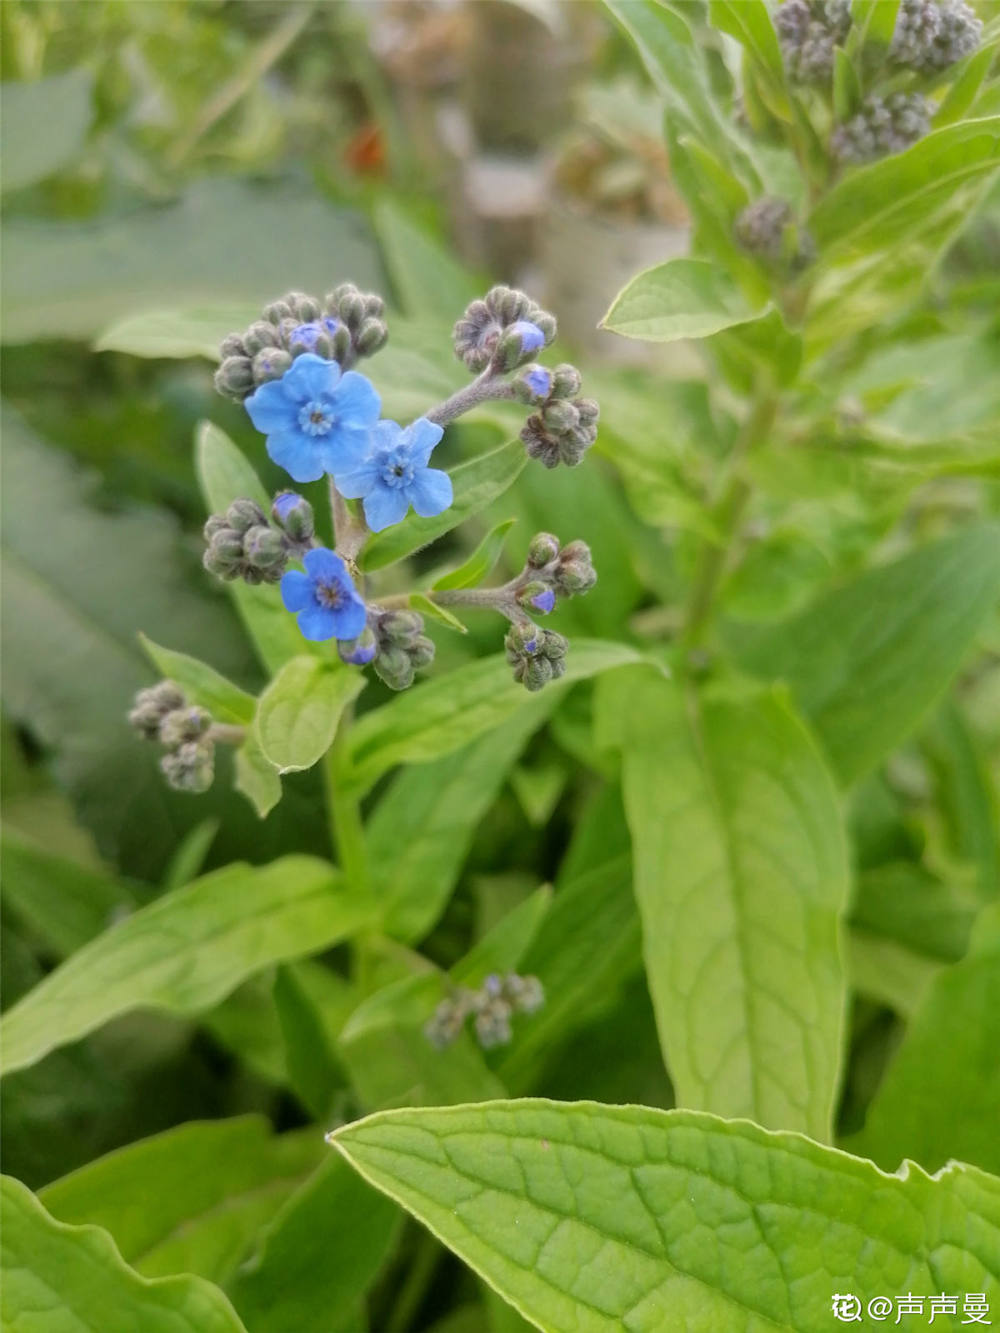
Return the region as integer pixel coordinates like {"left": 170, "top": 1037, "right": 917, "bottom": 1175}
{"left": 245, "top": 353, "right": 380, "bottom": 484}
{"left": 509, "top": 320, "right": 545, "bottom": 353}
{"left": 338, "top": 627, "right": 377, "bottom": 665}
{"left": 280, "top": 547, "right": 367, "bottom": 642}
{"left": 531, "top": 587, "right": 556, "bottom": 614}
{"left": 334, "top": 417, "right": 453, "bottom": 533}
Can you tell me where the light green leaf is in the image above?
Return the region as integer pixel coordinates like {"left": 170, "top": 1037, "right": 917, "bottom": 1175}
{"left": 922, "top": 701, "right": 1000, "bottom": 898}
{"left": 708, "top": 1, "right": 789, "bottom": 119}
{"left": 345, "top": 640, "right": 642, "bottom": 795}
{"left": 0, "top": 856, "right": 370, "bottom": 1075}
{"left": 374, "top": 199, "right": 480, "bottom": 321}
{"left": 331, "top": 1099, "right": 1000, "bottom": 1333}
{"left": 852, "top": 904, "right": 1000, "bottom": 1175}
{"left": 934, "top": 41, "right": 999, "bottom": 128}
{"left": 38, "top": 1117, "right": 321, "bottom": 1283}
{"left": 362, "top": 438, "right": 528, "bottom": 572}
{"left": 410, "top": 592, "right": 468, "bottom": 634}
{"left": 234, "top": 732, "right": 283, "bottom": 819}
{"left": 849, "top": 0, "right": 901, "bottom": 51}
{"left": 601, "top": 669, "right": 849, "bottom": 1139}
{"left": 272, "top": 965, "right": 345, "bottom": 1121}
{"left": 226, "top": 1155, "right": 400, "bottom": 1333}
{"left": 162, "top": 819, "right": 219, "bottom": 891}
{"left": 847, "top": 929, "right": 942, "bottom": 1019}
{"left": 139, "top": 634, "right": 256, "bottom": 725}
{"left": 851, "top": 862, "right": 977, "bottom": 965}
{"left": 254, "top": 657, "right": 364, "bottom": 774}
{"left": 432, "top": 518, "right": 517, "bottom": 591}
{"left": 1, "top": 1175, "right": 247, "bottom": 1333}
{"left": 0, "top": 69, "right": 94, "bottom": 192}
{"left": 833, "top": 47, "right": 861, "bottom": 121}
{"left": 728, "top": 524, "right": 1000, "bottom": 785}
{"left": 96, "top": 305, "right": 260, "bottom": 360}
{"left": 601, "top": 259, "right": 768, "bottom": 343}
{"left": 370, "top": 701, "right": 556, "bottom": 943}
{"left": 195, "top": 421, "right": 311, "bottom": 672}
{"left": 810, "top": 117, "right": 1000, "bottom": 257}
{"left": 451, "top": 885, "right": 552, "bottom": 988}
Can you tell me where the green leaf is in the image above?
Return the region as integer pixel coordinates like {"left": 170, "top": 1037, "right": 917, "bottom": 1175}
{"left": 708, "top": 1, "right": 790, "bottom": 119}
{"left": 728, "top": 524, "right": 1000, "bottom": 785}
{"left": 810, "top": 117, "right": 1000, "bottom": 257}
{"left": 847, "top": 928, "right": 942, "bottom": 1019}
{"left": 373, "top": 198, "right": 480, "bottom": 321}
{"left": 451, "top": 885, "right": 552, "bottom": 988}
{"left": 254, "top": 657, "right": 364, "bottom": 775}
{"left": 195, "top": 421, "right": 311, "bottom": 672}
{"left": 361, "top": 438, "right": 528, "bottom": 572}
{"left": 1, "top": 1175, "right": 247, "bottom": 1333}
{"left": 410, "top": 592, "right": 468, "bottom": 634}
{"left": 833, "top": 47, "right": 861, "bottom": 121}
{"left": 331, "top": 1099, "right": 1000, "bottom": 1333}
{"left": 0, "top": 69, "right": 95, "bottom": 192}
{"left": 226, "top": 1155, "right": 400, "bottom": 1333}
{"left": 934, "top": 42, "right": 998, "bottom": 128}
{"left": 601, "top": 259, "right": 768, "bottom": 343}
{"left": 272, "top": 965, "right": 345, "bottom": 1120}
{"left": 432, "top": 518, "right": 517, "bottom": 591}
{"left": 0, "top": 856, "right": 370, "bottom": 1075}
{"left": 163, "top": 818, "right": 220, "bottom": 891}
{"left": 370, "top": 702, "right": 556, "bottom": 943}
{"left": 600, "top": 669, "right": 850, "bottom": 1139}
{"left": 345, "top": 640, "right": 642, "bottom": 796}
{"left": 852, "top": 904, "right": 1000, "bottom": 1175}
{"left": 38, "top": 1117, "right": 321, "bottom": 1283}
{"left": 234, "top": 732, "right": 283, "bottom": 819}
{"left": 3, "top": 177, "right": 380, "bottom": 344}
{"left": 850, "top": 0, "right": 900, "bottom": 51}
{"left": 139, "top": 634, "right": 256, "bottom": 725}
{"left": 96, "top": 305, "right": 260, "bottom": 360}
{"left": 851, "top": 863, "right": 977, "bottom": 965}
{"left": 922, "top": 702, "right": 1000, "bottom": 898}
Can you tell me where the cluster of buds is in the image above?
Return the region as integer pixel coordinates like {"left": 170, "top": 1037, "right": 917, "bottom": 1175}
{"left": 734, "top": 197, "right": 814, "bottom": 269}
{"left": 831, "top": 93, "right": 931, "bottom": 163}
{"left": 504, "top": 624, "right": 568, "bottom": 693}
{"left": 215, "top": 284, "right": 388, "bottom": 402}
{"left": 425, "top": 972, "right": 545, "bottom": 1051}
{"left": 363, "top": 609, "right": 436, "bottom": 691}
{"left": 519, "top": 372, "right": 599, "bottom": 470}
{"left": 128, "top": 682, "right": 215, "bottom": 793}
{"left": 518, "top": 531, "right": 597, "bottom": 608}
{"left": 890, "top": 0, "right": 982, "bottom": 72}
{"left": 774, "top": 0, "right": 851, "bottom": 83}
{"left": 453, "top": 285, "right": 556, "bottom": 373}
{"left": 203, "top": 499, "right": 288, "bottom": 585}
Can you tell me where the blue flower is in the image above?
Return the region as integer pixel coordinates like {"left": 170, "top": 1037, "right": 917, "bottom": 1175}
{"left": 280, "top": 547, "right": 367, "bottom": 642}
{"left": 509, "top": 320, "right": 545, "bottom": 353}
{"left": 524, "top": 366, "right": 552, "bottom": 399}
{"left": 531, "top": 587, "right": 556, "bottom": 614}
{"left": 334, "top": 417, "right": 453, "bottom": 533}
{"left": 245, "top": 353, "right": 380, "bottom": 484}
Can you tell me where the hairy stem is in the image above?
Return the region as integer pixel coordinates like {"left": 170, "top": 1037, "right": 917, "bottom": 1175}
{"left": 426, "top": 369, "right": 517, "bottom": 426}
{"left": 206, "top": 723, "right": 246, "bottom": 746}
{"left": 330, "top": 476, "right": 369, "bottom": 565}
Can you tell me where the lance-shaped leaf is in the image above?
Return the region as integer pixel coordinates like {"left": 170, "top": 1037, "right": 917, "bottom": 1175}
{"left": 728, "top": 523, "right": 1000, "bottom": 785}
{"left": 0, "top": 856, "right": 370, "bottom": 1074}
{"left": 362, "top": 438, "right": 528, "bottom": 572}
{"left": 598, "top": 668, "right": 849, "bottom": 1140}
{"left": 254, "top": 657, "right": 364, "bottom": 774}
{"left": 601, "top": 259, "right": 768, "bottom": 343}
{"left": 38, "top": 1117, "right": 322, "bottom": 1283}
{"left": 1, "top": 1175, "right": 247, "bottom": 1333}
{"left": 140, "top": 634, "right": 256, "bottom": 725}
{"left": 331, "top": 1099, "right": 1000, "bottom": 1333}
{"left": 432, "top": 518, "right": 516, "bottom": 591}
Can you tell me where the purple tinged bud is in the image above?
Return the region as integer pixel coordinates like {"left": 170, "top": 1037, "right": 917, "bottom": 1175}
{"left": 271, "top": 490, "right": 315, "bottom": 542}
{"left": 338, "top": 627, "right": 378, "bottom": 666}
{"left": 525, "top": 367, "right": 552, "bottom": 397}
{"left": 511, "top": 320, "right": 545, "bottom": 353}
{"left": 531, "top": 588, "right": 556, "bottom": 614}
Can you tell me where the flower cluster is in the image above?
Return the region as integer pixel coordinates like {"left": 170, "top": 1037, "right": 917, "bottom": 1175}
{"left": 453, "top": 285, "right": 556, "bottom": 372}
{"left": 775, "top": 0, "right": 851, "bottom": 84}
{"left": 129, "top": 682, "right": 217, "bottom": 793}
{"left": 425, "top": 973, "right": 545, "bottom": 1051}
{"left": 890, "top": 0, "right": 983, "bottom": 73}
{"left": 734, "top": 197, "right": 814, "bottom": 270}
{"left": 831, "top": 93, "right": 932, "bottom": 164}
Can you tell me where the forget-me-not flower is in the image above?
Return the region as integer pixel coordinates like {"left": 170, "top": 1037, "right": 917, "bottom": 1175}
{"left": 333, "top": 417, "right": 453, "bottom": 532}
{"left": 245, "top": 353, "right": 380, "bottom": 484}
{"left": 280, "top": 547, "right": 367, "bottom": 642}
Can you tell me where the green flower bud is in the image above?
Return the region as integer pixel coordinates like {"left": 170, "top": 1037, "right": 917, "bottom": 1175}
{"left": 243, "top": 320, "right": 281, "bottom": 355}
{"left": 243, "top": 524, "right": 288, "bottom": 573}
{"left": 159, "top": 705, "right": 212, "bottom": 748}
{"left": 203, "top": 513, "right": 229, "bottom": 542}
{"left": 331, "top": 324, "right": 352, "bottom": 363}
{"left": 489, "top": 285, "right": 531, "bottom": 323}
{"left": 355, "top": 317, "right": 388, "bottom": 357}
{"left": 160, "top": 738, "right": 214, "bottom": 794}
{"left": 363, "top": 293, "right": 385, "bottom": 318}
{"left": 226, "top": 499, "right": 268, "bottom": 533}
{"left": 532, "top": 311, "right": 557, "bottom": 341}
{"left": 339, "top": 291, "right": 365, "bottom": 330}
{"left": 128, "top": 680, "right": 186, "bottom": 739}
{"left": 551, "top": 363, "right": 582, "bottom": 398}
{"left": 290, "top": 292, "right": 320, "bottom": 322}
{"left": 555, "top": 539, "right": 597, "bottom": 594}
{"left": 271, "top": 491, "right": 315, "bottom": 543}
{"left": 515, "top": 579, "right": 552, "bottom": 611}
{"left": 263, "top": 299, "right": 294, "bottom": 325}
{"left": 203, "top": 530, "right": 244, "bottom": 579}
{"left": 373, "top": 645, "right": 415, "bottom": 691}
{"left": 378, "top": 610, "right": 424, "bottom": 646}
{"left": 252, "top": 347, "right": 292, "bottom": 385}
{"left": 528, "top": 532, "right": 561, "bottom": 568}
{"left": 214, "top": 356, "right": 254, "bottom": 400}
{"left": 408, "top": 636, "right": 436, "bottom": 669}
{"left": 220, "top": 333, "right": 247, "bottom": 359}
{"left": 542, "top": 400, "right": 580, "bottom": 433}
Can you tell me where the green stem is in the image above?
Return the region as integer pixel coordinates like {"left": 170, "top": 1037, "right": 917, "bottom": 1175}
{"left": 323, "top": 712, "right": 369, "bottom": 892}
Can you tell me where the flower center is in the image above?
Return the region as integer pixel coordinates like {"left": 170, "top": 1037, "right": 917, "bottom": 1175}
{"left": 314, "top": 578, "right": 344, "bottom": 609}
{"left": 377, "top": 448, "right": 414, "bottom": 489}
{"left": 299, "top": 400, "right": 334, "bottom": 437}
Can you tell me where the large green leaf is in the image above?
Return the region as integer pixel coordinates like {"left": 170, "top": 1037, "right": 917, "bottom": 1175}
{"left": 140, "top": 634, "right": 256, "bottom": 725}
{"left": 599, "top": 669, "right": 849, "bottom": 1140}
{"left": 225, "top": 1155, "right": 400, "bottom": 1333}
{"left": 0, "top": 856, "right": 370, "bottom": 1074}
{"left": 331, "top": 1099, "right": 1000, "bottom": 1333}
{"left": 728, "top": 524, "right": 1000, "bottom": 785}
{"left": 1, "top": 1175, "right": 247, "bottom": 1333}
{"left": 0, "top": 69, "right": 95, "bottom": 192}
{"left": 2, "top": 177, "right": 380, "bottom": 343}
{"left": 254, "top": 657, "right": 364, "bottom": 774}
{"left": 345, "top": 640, "right": 641, "bottom": 795}
{"left": 601, "top": 259, "right": 768, "bottom": 343}
{"left": 851, "top": 904, "right": 1000, "bottom": 1176}
{"left": 361, "top": 438, "right": 528, "bottom": 572}
{"left": 95, "top": 305, "right": 261, "bottom": 360}
{"left": 38, "top": 1117, "right": 321, "bottom": 1283}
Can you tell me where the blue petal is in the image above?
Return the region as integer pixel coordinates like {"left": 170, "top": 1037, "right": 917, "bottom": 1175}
{"left": 297, "top": 604, "right": 339, "bottom": 641}
{"left": 331, "top": 595, "right": 367, "bottom": 641}
{"left": 280, "top": 569, "right": 313, "bottom": 612}
{"left": 246, "top": 380, "right": 296, "bottom": 434}
{"left": 363, "top": 485, "right": 410, "bottom": 532}
{"left": 282, "top": 353, "right": 341, "bottom": 402}
{"left": 317, "top": 425, "right": 375, "bottom": 475}
{"left": 332, "top": 459, "right": 379, "bottom": 499}
{"left": 405, "top": 417, "right": 444, "bottom": 468}
{"left": 511, "top": 320, "right": 545, "bottom": 352}
{"left": 407, "top": 467, "right": 453, "bottom": 518}
{"left": 372, "top": 419, "right": 403, "bottom": 449}
{"left": 303, "top": 546, "right": 348, "bottom": 583}
{"left": 267, "top": 431, "right": 325, "bottom": 483}
{"left": 334, "top": 371, "right": 381, "bottom": 427}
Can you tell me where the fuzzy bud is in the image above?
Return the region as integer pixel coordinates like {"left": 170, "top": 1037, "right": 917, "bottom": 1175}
{"left": 160, "top": 738, "right": 215, "bottom": 794}
{"left": 220, "top": 333, "right": 247, "bottom": 359}
{"left": 128, "top": 681, "right": 186, "bottom": 739}
{"left": 252, "top": 348, "right": 292, "bottom": 386}
{"left": 271, "top": 491, "right": 315, "bottom": 543}
{"left": 158, "top": 705, "right": 212, "bottom": 748}
{"left": 203, "top": 530, "right": 245, "bottom": 579}
{"left": 775, "top": 0, "right": 851, "bottom": 83}
{"left": 214, "top": 355, "right": 254, "bottom": 401}
{"left": 504, "top": 624, "right": 568, "bottom": 691}
{"left": 355, "top": 316, "right": 388, "bottom": 357}
{"left": 243, "top": 320, "right": 281, "bottom": 355}
{"left": 891, "top": 0, "right": 981, "bottom": 71}
{"left": 832, "top": 92, "right": 931, "bottom": 163}
{"left": 337, "top": 626, "right": 378, "bottom": 666}
{"left": 554, "top": 540, "right": 597, "bottom": 595}
{"left": 242, "top": 524, "right": 288, "bottom": 575}
{"left": 516, "top": 580, "right": 556, "bottom": 614}
{"left": 513, "top": 365, "right": 553, "bottom": 405}
{"left": 226, "top": 498, "right": 269, "bottom": 533}
{"left": 551, "top": 363, "right": 582, "bottom": 399}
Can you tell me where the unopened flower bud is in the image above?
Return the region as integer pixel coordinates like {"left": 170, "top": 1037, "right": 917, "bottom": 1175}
{"left": 330, "top": 324, "right": 352, "bottom": 363}
{"left": 225, "top": 498, "right": 268, "bottom": 533}
{"left": 496, "top": 320, "right": 547, "bottom": 371}
{"left": 160, "top": 738, "right": 215, "bottom": 794}
{"left": 271, "top": 491, "right": 314, "bottom": 543}
{"left": 214, "top": 356, "right": 255, "bottom": 400}
{"left": 516, "top": 580, "right": 555, "bottom": 614}
{"left": 513, "top": 365, "right": 553, "bottom": 404}
{"left": 377, "top": 609, "right": 424, "bottom": 646}
{"left": 505, "top": 973, "right": 545, "bottom": 1014}
{"left": 263, "top": 299, "right": 294, "bottom": 325}
{"left": 220, "top": 333, "right": 247, "bottom": 359}
{"left": 203, "top": 530, "right": 245, "bottom": 579}
{"left": 355, "top": 316, "right": 388, "bottom": 357}
{"left": 555, "top": 540, "right": 597, "bottom": 595}
{"left": 339, "top": 291, "right": 365, "bottom": 330}
{"left": 159, "top": 705, "right": 212, "bottom": 748}
{"left": 488, "top": 285, "right": 532, "bottom": 323}
{"left": 252, "top": 347, "right": 292, "bottom": 385}
{"left": 243, "top": 524, "right": 288, "bottom": 574}
{"left": 363, "top": 293, "right": 385, "bottom": 318}
{"left": 832, "top": 92, "right": 931, "bottom": 163}
{"left": 542, "top": 399, "right": 580, "bottom": 433}
{"left": 373, "top": 645, "right": 415, "bottom": 691}
{"left": 203, "top": 513, "right": 229, "bottom": 542}
{"left": 128, "top": 681, "right": 186, "bottom": 739}
{"left": 338, "top": 626, "right": 378, "bottom": 666}
{"left": 290, "top": 292, "right": 321, "bottom": 323}
{"left": 527, "top": 532, "right": 561, "bottom": 568}
{"left": 243, "top": 320, "right": 281, "bottom": 355}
